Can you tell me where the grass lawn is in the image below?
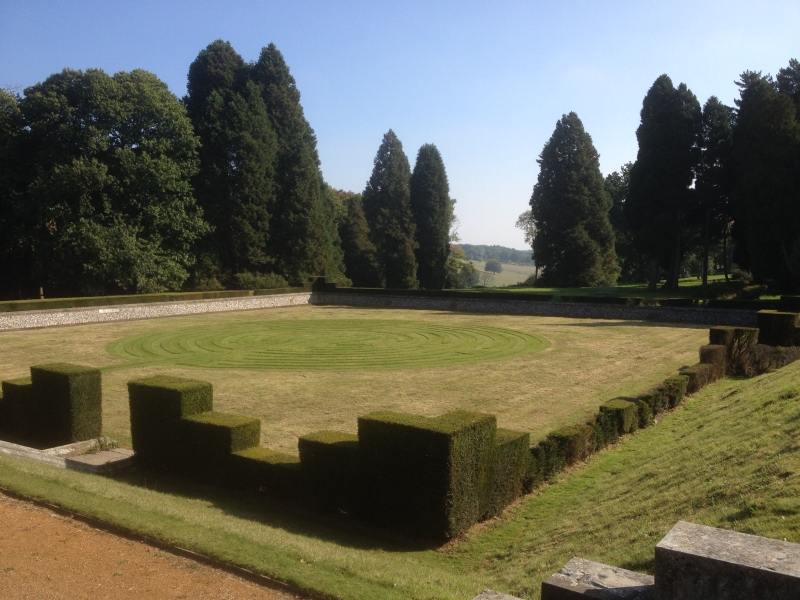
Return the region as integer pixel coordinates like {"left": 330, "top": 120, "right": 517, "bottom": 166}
{"left": 469, "top": 261, "right": 537, "bottom": 287}
{"left": 1, "top": 349, "right": 799, "bottom": 599}
{"left": 0, "top": 306, "right": 705, "bottom": 451}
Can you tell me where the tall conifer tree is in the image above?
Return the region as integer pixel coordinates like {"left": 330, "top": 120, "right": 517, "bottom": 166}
{"left": 410, "top": 144, "right": 450, "bottom": 289}
{"left": 530, "top": 112, "right": 617, "bottom": 287}
{"left": 185, "top": 40, "right": 277, "bottom": 277}
{"left": 362, "top": 130, "right": 418, "bottom": 289}
{"left": 251, "top": 44, "right": 345, "bottom": 283}
{"left": 338, "top": 193, "right": 382, "bottom": 287}
{"left": 625, "top": 75, "right": 701, "bottom": 290}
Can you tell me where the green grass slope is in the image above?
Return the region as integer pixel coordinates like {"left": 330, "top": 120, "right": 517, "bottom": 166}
{"left": 1, "top": 360, "right": 799, "bottom": 599}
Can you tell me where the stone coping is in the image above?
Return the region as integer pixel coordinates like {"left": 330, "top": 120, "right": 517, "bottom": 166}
{"left": 0, "top": 437, "right": 134, "bottom": 474}
{"left": 541, "top": 557, "right": 654, "bottom": 599}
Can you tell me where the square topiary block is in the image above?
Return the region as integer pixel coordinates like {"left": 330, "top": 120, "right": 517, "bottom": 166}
{"left": 538, "top": 423, "right": 593, "bottom": 480}
{"left": 228, "top": 446, "right": 305, "bottom": 500}
{"left": 600, "top": 398, "right": 639, "bottom": 434}
{"left": 358, "top": 410, "right": 496, "bottom": 540}
{"left": 0, "top": 377, "right": 36, "bottom": 443}
{"left": 661, "top": 375, "right": 690, "bottom": 408}
{"left": 298, "top": 430, "right": 360, "bottom": 512}
{"left": 127, "top": 376, "right": 213, "bottom": 466}
{"left": 526, "top": 441, "right": 546, "bottom": 493}
{"left": 699, "top": 345, "right": 727, "bottom": 371}
{"left": 757, "top": 310, "right": 800, "bottom": 347}
{"left": 709, "top": 326, "right": 736, "bottom": 348}
{"left": 637, "top": 386, "right": 668, "bottom": 417}
{"left": 179, "top": 411, "right": 260, "bottom": 476}
{"left": 486, "top": 428, "right": 530, "bottom": 518}
{"left": 680, "top": 363, "right": 724, "bottom": 394}
{"left": 29, "top": 363, "right": 102, "bottom": 446}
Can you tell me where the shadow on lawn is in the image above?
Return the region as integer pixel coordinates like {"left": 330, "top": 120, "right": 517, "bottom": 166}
{"left": 110, "top": 465, "right": 441, "bottom": 553}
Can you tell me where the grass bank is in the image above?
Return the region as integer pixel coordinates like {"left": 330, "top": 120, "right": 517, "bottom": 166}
{"left": 1, "top": 360, "right": 799, "bottom": 599}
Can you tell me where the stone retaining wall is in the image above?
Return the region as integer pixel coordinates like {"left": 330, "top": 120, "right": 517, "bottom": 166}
{"left": 0, "top": 290, "right": 760, "bottom": 332}
{"left": 313, "top": 292, "right": 759, "bottom": 327}
{"left": 0, "top": 293, "right": 311, "bottom": 331}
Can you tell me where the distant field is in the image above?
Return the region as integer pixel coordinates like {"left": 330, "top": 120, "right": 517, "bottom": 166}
{"left": 470, "top": 261, "right": 537, "bottom": 287}
{"left": 0, "top": 305, "right": 705, "bottom": 451}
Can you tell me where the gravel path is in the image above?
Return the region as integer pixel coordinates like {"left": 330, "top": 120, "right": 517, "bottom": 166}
{"left": 0, "top": 493, "right": 303, "bottom": 599}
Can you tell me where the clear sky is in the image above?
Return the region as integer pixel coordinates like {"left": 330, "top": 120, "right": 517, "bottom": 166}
{"left": 1, "top": 1, "right": 798, "bottom": 249}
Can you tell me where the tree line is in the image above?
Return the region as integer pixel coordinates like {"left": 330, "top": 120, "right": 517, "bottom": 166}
{"left": 0, "top": 40, "right": 455, "bottom": 298}
{"left": 526, "top": 58, "right": 800, "bottom": 293}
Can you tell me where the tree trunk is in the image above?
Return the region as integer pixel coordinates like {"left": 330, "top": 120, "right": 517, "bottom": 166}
{"left": 648, "top": 258, "right": 659, "bottom": 292}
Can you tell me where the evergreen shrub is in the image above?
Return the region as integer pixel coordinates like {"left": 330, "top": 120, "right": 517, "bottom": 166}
{"left": 680, "top": 363, "right": 724, "bottom": 394}
{"left": 526, "top": 442, "right": 546, "bottom": 492}
{"left": 127, "top": 376, "right": 213, "bottom": 466}
{"left": 657, "top": 298, "right": 695, "bottom": 307}
{"left": 298, "top": 430, "right": 360, "bottom": 512}
{"left": 699, "top": 345, "right": 727, "bottom": 371}
{"left": 660, "top": 376, "right": 689, "bottom": 408}
{"left": 179, "top": 412, "right": 260, "bottom": 475}
{"left": 357, "top": 410, "right": 496, "bottom": 539}
{"left": 637, "top": 387, "right": 667, "bottom": 417}
{"left": 709, "top": 326, "right": 736, "bottom": 349}
{"left": 486, "top": 428, "right": 530, "bottom": 519}
{"left": 0, "top": 377, "right": 36, "bottom": 442}
{"left": 29, "top": 363, "right": 102, "bottom": 446}
{"left": 757, "top": 310, "right": 800, "bottom": 347}
{"left": 600, "top": 399, "right": 638, "bottom": 434}
{"left": 228, "top": 446, "right": 304, "bottom": 499}
{"left": 538, "top": 423, "right": 593, "bottom": 479}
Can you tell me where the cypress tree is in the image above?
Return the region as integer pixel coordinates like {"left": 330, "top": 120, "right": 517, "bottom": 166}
{"left": 410, "top": 144, "right": 450, "bottom": 289}
{"left": 185, "top": 40, "right": 277, "bottom": 277}
{"left": 530, "top": 112, "right": 617, "bottom": 287}
{"left": 251, "top": 44, "right": 345, "bottom": 283}
{"left": 625, "top": 75, "right": 701, "bottom": 291}
{"left": 362, "top": 130, "right": 418, "bottom": 289}
{"left": 338, "top": 192, "right": 382, "bottom": 287}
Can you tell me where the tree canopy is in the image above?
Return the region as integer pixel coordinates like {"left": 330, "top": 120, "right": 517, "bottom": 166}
{"left": 362, "top": 130, "right": 419, "bottom": 289}
{"left": 530, "top": 112, "right": 617, "bottom": 287}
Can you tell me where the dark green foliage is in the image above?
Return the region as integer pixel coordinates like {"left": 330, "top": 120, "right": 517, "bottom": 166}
{"left": 733, "top": 68, "right": 800, "bottom": 291}
{"left": 657, "top": 298, "right": 695, "bottom": 307}
{"left": 410, "top": 144, "right": 451, "bottom": 290}
{"left": 635, "top": 397, "right": 655, "bottom": 429}
{"left": 699, "top": 345, "right": 728, "bottom": 372}
{"left": 537, "top": 424, "right": 593, "bottom": 479}
{"left": 0, "top": 378, "right": 35, "bottom": 442}
{"left": 29, "top": 363, "right": 101, "bottom": 446}
{"left": 709, "top": 326, "right": 736, "bottom": 348}
{"left": 186, "top": 41, "right": 278, "bottom": 278}
{"left": 485, "top": 259, "right": 503, "bottom": 274}
{"left": 357, "top": 410, "right": 495, "bottom": 539}
{"left": 661, "top": 376, "right": 689, "bottom": 408}
{"left": 127, "top": 376, "right": 213, "bottom": 466}
{"left": 637, "top": 387, "right": 668, "bottom": 418}
{"left": 251, "top": 44, "right": 345, "bottom": 284}
{"left": 605, "top": 164, "right": 650, "bottom": 283}
{"left": 362, "top": 130, "right": 419, "bottom": 289}
{"left": 680, "top": 363, "right": 724, "bottom": 394}
{"left": 298, "top": 430, "right": 360, "bottom": 512}
{"left": 179, "top": 411, "right": 260, "bottom": 475}
{"left": 601, "top": 399, "right": 639, "bottom": 434}
{"left": 530, "top": 112, "right": 618, "bottom": 286}
{"left": 9, "top": 68, "right": 208, "bottom": 297}
{"left": 526, "top": 443, "right": 546, "bottom": 492}
{"left": 485, "top": 428, "right": 530, "bottom": 519}
{"left": 757, "top": 310, "right": 800, "bottom": 346}
{"left": 338, "top": 193, "right": 382, "bottom": 287}
{"left": 625, "top": 75, "right": 702, "bottom": 291}
{"left": 228, "top": 446, "right": 304, "bottom": 500}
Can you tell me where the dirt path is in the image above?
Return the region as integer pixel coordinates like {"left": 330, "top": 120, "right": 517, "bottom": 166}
{"left": 0, "top": 493, "right": 304, "bottom": 599}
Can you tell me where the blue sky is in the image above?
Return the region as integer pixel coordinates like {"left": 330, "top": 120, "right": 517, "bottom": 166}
{"left": 2, "top": 1, "right": 798, "bottom": 248}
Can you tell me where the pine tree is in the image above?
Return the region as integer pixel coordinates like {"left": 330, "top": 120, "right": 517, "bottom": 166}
{"left": 185, "top": 40, "right": 277, "bottom": 278}
{"left": 362, "top": 130, "right": 418, "bottom": 289}
{"left": 625, "top": 75, "right": 701, "bottom": 290}
{"left": 410, "top": 144, "right": 450, "bottom": 289}
{"left": 530, "top": 112, "right": 617, "bottom": 287}
{"left": 250, "top": 44, "right": 345, "bottom": 284}
{"left": 338, "top": 192, "right": 382, "bottom": 287}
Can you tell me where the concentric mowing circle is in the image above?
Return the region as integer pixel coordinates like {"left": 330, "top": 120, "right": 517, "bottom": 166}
{"left": 106, "top": 319, "right": 548, "bottom": 371}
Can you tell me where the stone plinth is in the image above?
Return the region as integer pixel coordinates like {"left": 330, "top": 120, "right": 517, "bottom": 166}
{"left": 655, "top": 521, "right": 800, "bottom": 599}
{"left": 541, "top": 557, "right": 654, "bottom": 599}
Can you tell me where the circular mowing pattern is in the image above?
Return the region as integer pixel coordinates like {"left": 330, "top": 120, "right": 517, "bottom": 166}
{"left": 107, "top": 319, "right": 548, "bottom": 371}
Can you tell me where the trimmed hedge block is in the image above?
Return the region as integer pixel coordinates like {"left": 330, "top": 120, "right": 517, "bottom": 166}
{"left": 757, "top": 310, "right": 800, "bottom": 347}
{"left": 538, "top": 423, "right": 593, "bottom": 479}
{"left": 358, "top": 410, "right": 496, "bottom": 539}
{"left": 128, "top": 376, "right": 213, "bottom": 465}
{"left": 486, "top": 428, "right": 530, "bottom": 519}
{"left": 526, "top": 442, "right": 546, "bottom": 492}
{"left": 298, "top": 430, "right": 360, "bottom": 512}
{"left": 179, "top": 411, "right": 260, "bottom": 475}
{"left": 228, "top": 447, "right": 305, "bottom": 499}
{"left": 699, "top": 345, "right": 727, "bottom": 372}
{"left": 660, "top": 376, "right": 689, "bottom": 408}
{"left": 0, "top": 377, "right": 36, "bottom": 442}
{"left": 637, "top": 387, "right": 667, "bottom": 418}
{"left": 709, "top": 326, "right": 736, "bottom": 348}
{"left": 29, "top": 363, "right": 102, "bottom": 446}
{"left": 680, "top": 363, "right": 724, "bottom": 394}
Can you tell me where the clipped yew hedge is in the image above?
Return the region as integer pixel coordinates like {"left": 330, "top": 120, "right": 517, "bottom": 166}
{"left": 758, "top": 310, "right": 800, "bottom": 347}
{"left": 298, "top": 430, "right": 361, "bottom": 512}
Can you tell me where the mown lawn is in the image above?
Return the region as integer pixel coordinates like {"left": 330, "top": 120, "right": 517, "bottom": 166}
{"left": 0, "top": 306, "right": 705, "bottom": 451}
{"left": 1, "top": 355, "right": 799, "bottom": 599}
